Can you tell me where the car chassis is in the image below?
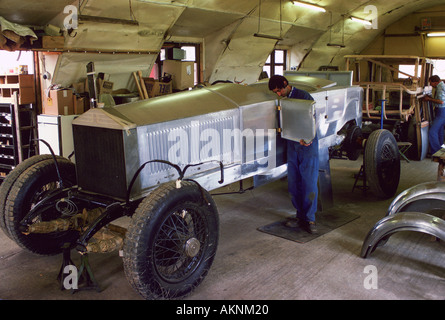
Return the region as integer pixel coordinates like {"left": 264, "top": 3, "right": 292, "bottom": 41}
{"left": 0, "top": 74, "right": 402, "bottom": 299}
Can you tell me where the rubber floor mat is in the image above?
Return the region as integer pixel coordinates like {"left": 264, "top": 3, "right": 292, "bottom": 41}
{"left": 257, "top": 208, "right": 360, "bottom": 243}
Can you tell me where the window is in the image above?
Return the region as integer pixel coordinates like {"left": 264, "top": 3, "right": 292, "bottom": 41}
{"left": 0, "top": 51, "right": 34, "bottom": 74}
{"left": 432, "top": 59, "right": 445, "bottom": 79}
{"left": 263, "top": 49, "right": 287, "bottom": 77}
{"left": 398, "top": 65, "right": 417, "bottom": 79}
{"left": 398, "top": 60, "right": 445, "bottom": 81}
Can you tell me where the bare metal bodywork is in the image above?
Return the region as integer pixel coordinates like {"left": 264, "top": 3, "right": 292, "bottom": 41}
{"left": 360, "top": 211, "right": 445, "bottom": 258}
{"left": 361, "top": 181, "right": 445, "bottom": 258}
{"left": 72, "top": 76, "right": 363, "bottom": 207}
{"left": 2, "top": 74, "right": 369, "bottom": 300}
{"left": 386, "top": 181, "right": 445, "bottom": 216}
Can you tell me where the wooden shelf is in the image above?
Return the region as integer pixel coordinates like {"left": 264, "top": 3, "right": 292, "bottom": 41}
{"left": 0, "top": 74, "right": 35, "bottom": 105}
{"left": 0, "top": 92, "right": 38, "bottom": 180}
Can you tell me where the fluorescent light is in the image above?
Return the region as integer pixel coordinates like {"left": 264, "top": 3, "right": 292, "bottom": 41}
{"left": 291, "top": 1, "right": 326, "bottom": 13}
{"left": 350, "top": 16, "right": 372, "bottom": 26}
{"left": 254, "top": 33, "right": 283, "bottom": 40}
{"left": 427, "top": 32, "right": 445, "bottom": 37}
{"left": 327, "top": 43, "right": 345, "bottom": 48}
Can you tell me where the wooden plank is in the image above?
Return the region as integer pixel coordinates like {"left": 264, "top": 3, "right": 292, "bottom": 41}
{"left": 432, "top": 149, "right": 445, "bottom": 161}
{"left": 138, "top": 71, "right": 149, "bottom": 99}
{"left": 42, "top": 36, "right": 65, "bottom": 49}
{"left": 132, "top": 72, "right": 144, "bottom": 99}
{"left": 12, "top": 92, "right": 23, "bottom": 163}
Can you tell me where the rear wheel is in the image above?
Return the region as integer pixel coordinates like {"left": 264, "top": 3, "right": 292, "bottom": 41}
{"left": 365, "top": 129, "right": 400, "bottom": 199}
{"left": 4, "top": 158, "right": 77, "bottom": 255}
{"left": 123, "top": 181, "right": 219, "bottom": 300}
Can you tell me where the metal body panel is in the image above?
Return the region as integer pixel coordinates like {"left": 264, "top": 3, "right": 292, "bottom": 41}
{"left": 134, "top": 109, "right": 241, "bottom": 197}
{"left": 360, "top": 212, "right": 445, "bottom": 258}
{"left": 387, "top": 181, "right": 445, "bottom": 216}
{"left": 113, "top": 83, "right": 277, "bottom": 127}
{"left": 253, "top": 75, "right": 337, "bottom": 92}
{"left": 285, "top": 70, "right": 353, "bottom": 87}
{"left": 273, "top": 85, "right": 362, "bottom": 145}
{"left": 280, "top": 99, "right": 316, "bottom": 143}
{"left": 362, "top": 181, "right": 445, "bottom": 258}
{"left": 313, "top": 86, "right": 363, "bottom": 148}
{"left": 72, "top": 76, "right": 363, "bottom": 201}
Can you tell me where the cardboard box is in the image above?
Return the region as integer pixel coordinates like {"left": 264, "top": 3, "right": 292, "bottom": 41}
{"left": 71, "top": 81, "right": 85, "bottom": 94}
{"left": 97, "top": 79, "right": 114, "bottom": 94}
{"left": 74, "top": 96, "right": 85, "bottom": 114}
{"left": 84, "top": 78, "right": 114, "bottom": 95}
{"left": 144, "top": 78, "right": 172, "bottom": 98}
{"left": 162, "top": 60, "right": 194, "bottom": 90}
{"left": 43, "top": 89, "right": 74, "bottom": 115}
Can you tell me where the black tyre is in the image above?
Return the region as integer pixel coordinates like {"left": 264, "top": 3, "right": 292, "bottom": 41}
{"left": 0, "top": 155, "right": 63, "bottom": 239}
{"left": 123, "top": 181, "right": 219, "bottom": 300}
{"left": 344, "top": 125, "right": 362, "bottom": 161}
{"left": 365, "top": 129, "right": 400, "bottom": 198}
{"left": 4, "top": 158, "right": 77, "bottom": 255}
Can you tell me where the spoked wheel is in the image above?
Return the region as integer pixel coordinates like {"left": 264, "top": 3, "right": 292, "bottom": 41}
{"left": 4, "top": 157, "right": 77, "bottom": 255}
{"left": 365, "top": 129, "right": 400, "bottom": 199}
{"left": 123, "top": 181, "right": 219, "bottom": 300}
{"left": 0, "top": 154, "right": 59, "bottom": 239}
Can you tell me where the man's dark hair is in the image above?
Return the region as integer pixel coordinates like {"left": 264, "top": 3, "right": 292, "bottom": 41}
{"left": 429, "top": 75, "right": 441, "bottom": 83}
{"left": 268, "top": 75, "right": 288, "bottom": 90}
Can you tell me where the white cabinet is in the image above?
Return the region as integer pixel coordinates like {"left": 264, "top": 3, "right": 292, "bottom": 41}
{"left": 37, "top": 115, "right": 77, "bottom": 160}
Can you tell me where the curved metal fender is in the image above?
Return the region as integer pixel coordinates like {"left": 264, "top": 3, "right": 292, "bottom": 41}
{"left": 360, "top": 212, "right": 445, "bottom": 258}
{"left": 386, "top": 181, "right": 445, "bottom": 216}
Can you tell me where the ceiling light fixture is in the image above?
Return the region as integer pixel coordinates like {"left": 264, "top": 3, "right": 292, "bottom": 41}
{"left": 427, "top": 32, "right": 445, "bottom": 37}
{"left": 327, "top": 13, "right": 345, "bottom": 48}
{"left": 350, "top": 16, "right": 372, "bottom": 26}
{"left": 254, "top": 0, "right": 284, "bottom": 41}
{"left": 78, "top": 15, "right": 139, "bottom": 26}
{"left": 291, "top": 1, "right": 326, "bottom": 13}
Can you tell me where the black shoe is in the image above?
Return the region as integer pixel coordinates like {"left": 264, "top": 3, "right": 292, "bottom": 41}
{"left": 307, "top": 221, "right": 318, "bottom": 234}
{"left": 285, "top": 217, "right": 300, "bottom": 228}
{"left": 299, "top": 220, "right": 318, "bottom": 234}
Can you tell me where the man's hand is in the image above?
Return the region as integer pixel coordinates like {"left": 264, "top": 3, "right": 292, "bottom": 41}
{"left": 421, "top": 95, "right": 444, "bottom": 104}
{"left": 299, "top": 139, "right": 313, "bottom": 146}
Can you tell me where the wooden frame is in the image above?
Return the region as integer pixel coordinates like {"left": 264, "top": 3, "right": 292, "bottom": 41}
{"left": 345, "top": 55, "right": 434, "bottom": 160}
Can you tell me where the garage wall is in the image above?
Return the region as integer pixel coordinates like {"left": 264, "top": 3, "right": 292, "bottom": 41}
{"left": 362, "top": 4, "right": 445, "bottom": 58}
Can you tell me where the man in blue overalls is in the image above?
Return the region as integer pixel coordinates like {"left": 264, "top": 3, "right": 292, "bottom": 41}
{"left": 269, "top": 75, "right": 319, "bottom": 234}
{"left": 424, "top": 75, "right": 445, "bottom": 155}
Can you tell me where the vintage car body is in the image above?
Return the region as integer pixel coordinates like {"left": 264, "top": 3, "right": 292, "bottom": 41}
{"left": 71, "top": 75, "right": 363, "bottom": 208}
{"left": 2, "top": 73, "right": 402, "bottom": 299}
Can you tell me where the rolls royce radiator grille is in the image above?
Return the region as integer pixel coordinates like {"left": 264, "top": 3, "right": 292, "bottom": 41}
{"left": 73, "top": 125, "right": 128, "bottom": 199}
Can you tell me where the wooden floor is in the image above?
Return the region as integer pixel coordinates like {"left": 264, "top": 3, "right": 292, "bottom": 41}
{"left": 1, "top": 156, "right": 444, "bottom": 300}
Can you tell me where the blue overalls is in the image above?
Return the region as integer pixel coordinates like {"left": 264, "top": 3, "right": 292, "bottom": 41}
{"left": 428, "top": 81, "right": 445, "bottom": 154}
{"left": 286, "top": 87, "right": 319, "bottom": 223}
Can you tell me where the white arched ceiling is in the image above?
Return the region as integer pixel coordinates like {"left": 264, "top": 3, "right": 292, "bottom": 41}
{"left": 1, "top": 0, "right": 444, "bottom": 85}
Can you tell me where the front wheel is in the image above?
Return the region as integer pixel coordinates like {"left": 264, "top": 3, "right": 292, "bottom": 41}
{"left": 123, "top": 181, "right": 219, "bottom": 300}
{"left": 4, "top": 158, "right": 77, "bottom": 255}
{"left": 0, "top": 154, "right": 61, "bottom": 239}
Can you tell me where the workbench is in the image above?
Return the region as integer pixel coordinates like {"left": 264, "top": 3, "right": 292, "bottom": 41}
{"left": 432, "top": 149, "right": 445, "bottom": 181}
